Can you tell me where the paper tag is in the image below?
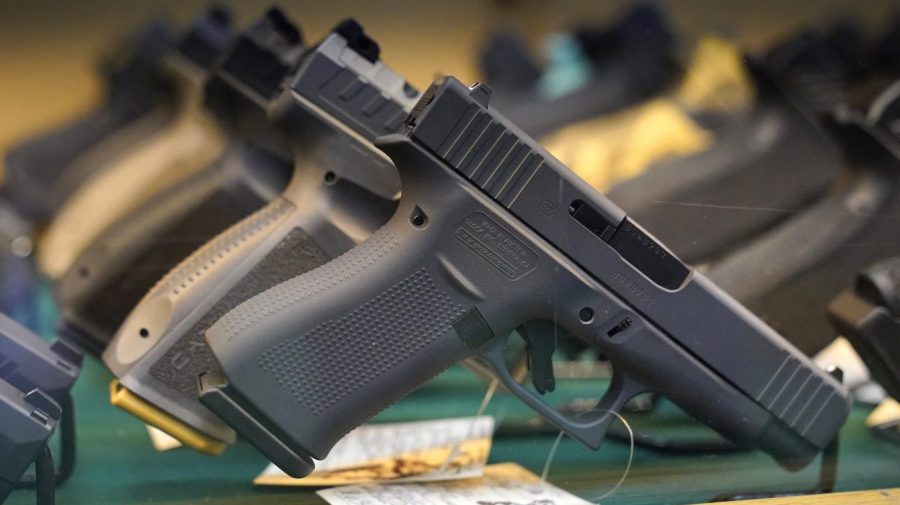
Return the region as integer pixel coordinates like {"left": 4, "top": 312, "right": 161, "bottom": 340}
{"left": 317, "top": 462, "right": 593, "bottom": 505}
{"left": 255, "top": 416, "right": 495, "bottom": 486}
{"left": 146, "top": 425, "right": 182, "bottom": 452}
{"left": 867, "top": 397, "right": 900, "bottom": 429}
{"left": 814, "top": 337, "right": 871, "bottom": 388}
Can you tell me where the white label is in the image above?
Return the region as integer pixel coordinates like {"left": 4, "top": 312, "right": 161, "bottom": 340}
{"left": 146, "top": 425, "right": 182, "bottom": 452}
{"left": 317, "top": 463, "right": 593, "bottom": 505}
{"left": 255, "top": 416, "right": 495, "bottom": 486}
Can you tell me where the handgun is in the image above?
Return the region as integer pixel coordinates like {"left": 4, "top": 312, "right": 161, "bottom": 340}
{"left": 199, "top": 77, "right": 851, "bottom": 477}
{"left": 707, "top": 80, "right": 900, "bottom": 355}
{"left": 0, "top": 380, "right": 60, "bottom": 504}
{"left": 476, "top": 32, "right": 854, "bottom": 369}
{"left": 0, "top": 312, "right": 82, "bottom": 484}
{"left": 609, "top": 28, "right": 900, "bottom": 356}
{"left": 0, "top": 312, "right": 82, "bottom": 407}
{"left": 828, "top": 257, "right": 900, "bottom": 401}
{"left": 489, "top": 26, "right": 850, "bottom": 267}
{"left": 482, "top": 4, "right": 677, "bottom": 138}
{"left": 37, "top": 8, "right": 234, "bottom": 280}
{"left": 3, "top": 21, "right": 176, "bottom": 224}
{"left": 103, "top": 19, "right": 418, "bottom": 454}
{"left": 53, "top": 8, "right": 303, "bottom": 355}
{"left": 607, "top": 60, "right": 843, "bottom": 265}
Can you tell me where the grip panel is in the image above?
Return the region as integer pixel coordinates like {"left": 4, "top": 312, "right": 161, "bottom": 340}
{"left": 5, "top": 109, "right": 124, "bottom": 191}
{"left": 61, "top": 150, "right": 285, "bottom": 352}
{"left": 148, "top": 225, "right": 330, "bottom": 398}
{"left": 210, "top": 228, "right": 400, "bottom": 342}
{"left": 206, "top": 226, "right": 478, "bottom": 460}
{"left": 100, "top": 184, "right": 298, "bottom": 444}
{"left": 5, "top": 103, "right": 172, "bottom": 221}
{"left": 257, "top": 266, "right": 467, "bottom": 415}
{"left": 38, "top": 106, "right": 226, "bottom": 280}
{"left": 146, "top": 197, "right": 293, "bottom": 302}
{"left": 106, "top": 193, "right": 293, "bottom": 365}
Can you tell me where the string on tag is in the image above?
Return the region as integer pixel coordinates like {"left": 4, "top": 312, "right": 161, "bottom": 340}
{"left": 476, "top": 378, "right": 499, "bottom": 418}
{"left": 536, "top": 409, "right": 635, "bottom": 503}
{"left": 436, "top": 378, "right": 499, "bottom": 473}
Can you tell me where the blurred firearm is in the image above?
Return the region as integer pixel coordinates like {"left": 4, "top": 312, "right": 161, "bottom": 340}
{"left": 829, "top": 256, "right": 900, "bottom": 401}
{"left": 53, "top": 8, "right": 303, "bottom": 355}
{"left": 101, "top": 17, "right": 416, "bottom": 455}
{"left": 37, "top": 8, "right": 234, "bottom": 280}
{"left": 4, "top": 21, "right": 177, "bottom": 224}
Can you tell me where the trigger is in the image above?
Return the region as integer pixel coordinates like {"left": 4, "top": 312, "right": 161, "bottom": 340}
{"left": 522, "top": 321, "right": 556, "bottom": 394}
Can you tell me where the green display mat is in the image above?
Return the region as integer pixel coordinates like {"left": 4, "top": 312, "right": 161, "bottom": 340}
{"left": 7, "top": 354, "right": 900, "bottom": 505}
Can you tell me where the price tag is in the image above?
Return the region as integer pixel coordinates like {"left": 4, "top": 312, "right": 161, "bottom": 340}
{"left": 146, "top": 425, "right": 182, "bottom": 451}
{"left": 317, "top": 463, "right": 592, "bottom": 505}
{"left": 255, "top": 416, "right": 494, "bottom": 486}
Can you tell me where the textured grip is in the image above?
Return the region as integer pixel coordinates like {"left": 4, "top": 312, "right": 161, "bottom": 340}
{"left": 56, "top": 165, "right": 220, "bottom": 353}
{"left": 103, "top": 192, "right": 311, "bottom": 444}
{"left": 110, "top": 192, "right": 261, "bottom": 331}
{"left": 149, "top": 225, "right": 329, "bottom": 398}
{"left": 211, "top": 229, "right": 400, "bottom": 341}
{"left": 145, "top": 197, "right": 293, "bottom": 302}
{"left": 58, "top": 154, "right": 281, "bottom": 352}
{"left": 206, "top": 226, "right": 476, "bottom": 459}
{"left": 257, "top": 266, "right": 466, "bottom": 414}
{"left": 107, "top": 171, "right": 391, "bottom": 444}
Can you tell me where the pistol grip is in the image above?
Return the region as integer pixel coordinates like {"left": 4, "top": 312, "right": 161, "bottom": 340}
{"left": 204, "top": 224, "right": 479, "bottom": 474}
{"left": 59, "top": 144, "right": 290, "bottom": 352}
{"left": 5, "top": 98, "right": 172, "bottom": 222}
{"left": 104, "top": 173, "right": 331, "bottom": 448}
{"left": 55, "top": 163, "right": 221, "bottom": 353}
{"left": 5, "top": 107, "right": 111, "bottom": 174}
{"left": 39, "top": 105, "right": 226, "bottom": 280}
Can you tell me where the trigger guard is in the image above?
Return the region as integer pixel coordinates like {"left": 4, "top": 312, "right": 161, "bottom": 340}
{"left": 475, "top": 337, "right": 648, "bottom": 450}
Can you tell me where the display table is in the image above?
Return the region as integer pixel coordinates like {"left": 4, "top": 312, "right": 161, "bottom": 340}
{"left": 6, "top": 354, "right": 900, "bottom": 505}
{"left": 702, "top": 488, "right": 900, "bottom": 504}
